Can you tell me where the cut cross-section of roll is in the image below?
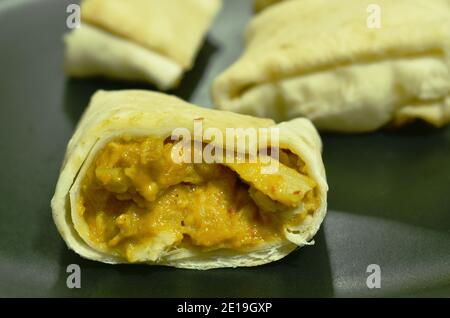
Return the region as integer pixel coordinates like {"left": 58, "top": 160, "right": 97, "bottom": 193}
{"left": 51, "top": 90, "right": 328, "bottom": 269}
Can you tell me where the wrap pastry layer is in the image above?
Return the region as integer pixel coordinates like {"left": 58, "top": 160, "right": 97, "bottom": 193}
{"left": 65, "top": 0, "right": 221, "bottom": 90}
{"left": 51, "top": 90, "right": 327, "bottom": 269}
{"left": 213, "top": 0, "right": 450, "bottom": 132}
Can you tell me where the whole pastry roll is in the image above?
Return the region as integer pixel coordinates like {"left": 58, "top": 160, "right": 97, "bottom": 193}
{"left": 51, "top": 90, "right": 327, "bottom": 269}
{"left": 65, "top": 0, "right": 221, "bottom": 90}
{"left": 214, "top": 0, "right": 450, "bottom": 132}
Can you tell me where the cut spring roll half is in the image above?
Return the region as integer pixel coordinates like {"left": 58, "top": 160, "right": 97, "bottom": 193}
{"left": 214, "top": 0, "right": 450, "bottom": 132}
{"left": 51, "top": 90, "right": 328, "bottom": 269}
{"left": 65, "top": 0, "right": 221, "bottom": 90}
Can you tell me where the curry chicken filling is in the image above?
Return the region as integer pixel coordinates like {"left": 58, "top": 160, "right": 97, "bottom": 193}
{"left": 78, "top": 136, "right": 319, "bottom": 262}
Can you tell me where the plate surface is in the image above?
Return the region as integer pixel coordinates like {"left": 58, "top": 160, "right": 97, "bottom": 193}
{"left": 0, "top": 0, "right": 449, "bottom": 297}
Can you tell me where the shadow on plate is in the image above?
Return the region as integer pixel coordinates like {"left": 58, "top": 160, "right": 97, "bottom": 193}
{"left": 320, "top": 120, "right": 448, "bottom": 139}
{"left": 50, "top": 229, "right": 334, "bottom": 297}
{"left": 383, "top": 120, "right": 449, "bottom": 137}
{"left": 62, "top": 38, "right": 219, "bottom": 126}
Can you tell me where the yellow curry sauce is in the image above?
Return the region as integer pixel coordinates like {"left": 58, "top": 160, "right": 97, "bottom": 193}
{"left": 78, "top": 136, "right": 318, "bottom": 262}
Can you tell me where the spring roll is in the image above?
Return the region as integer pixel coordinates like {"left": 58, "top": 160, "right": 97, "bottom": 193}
{"left": 65, "top": 0, "right": 221, "bottom": 90}
{"left": 51, "top": 90, "right": 327, "bottom": 269}
{"left": 213, "top": 0, "right": 450, "bottom": 132}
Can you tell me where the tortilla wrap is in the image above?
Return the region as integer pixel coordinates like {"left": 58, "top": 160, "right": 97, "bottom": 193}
{"left": 51, "top": 90, "right": 328, "bottom": 269}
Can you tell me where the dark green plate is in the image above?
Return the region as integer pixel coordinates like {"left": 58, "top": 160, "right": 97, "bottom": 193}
{"left": 0, "top": 0, "right": 449, "bottom": 297}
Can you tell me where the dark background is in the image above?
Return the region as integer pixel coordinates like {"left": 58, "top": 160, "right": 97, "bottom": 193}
{"left": 0, "top": 0, "right": 449, "bottom": 297}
